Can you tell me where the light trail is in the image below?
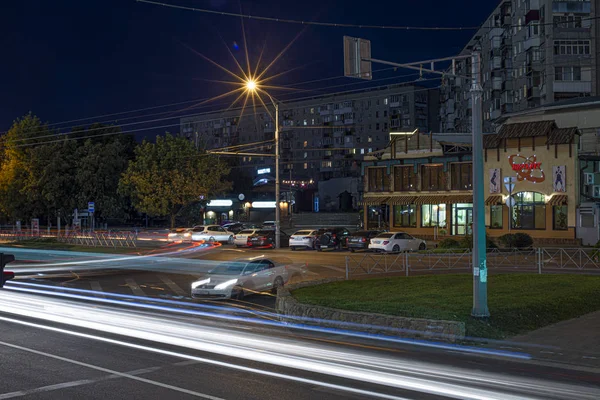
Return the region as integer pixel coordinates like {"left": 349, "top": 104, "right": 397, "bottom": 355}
{"left": 2, "top": 290, "right": 595, "bottom": 399}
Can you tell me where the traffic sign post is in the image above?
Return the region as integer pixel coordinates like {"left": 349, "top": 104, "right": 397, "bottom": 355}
{"left": 88, "top": 202, "right": 95, "bottom": 232}
{"left": 503, "top": 177, "right": 517, "bottom": 233}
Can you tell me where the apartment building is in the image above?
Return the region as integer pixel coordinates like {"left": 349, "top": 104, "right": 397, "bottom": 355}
{"left": 180, "top": 84, "right": 439, "bottom": 211}
{"left": 440, "top": 0, "right": 599, "bottom": 133}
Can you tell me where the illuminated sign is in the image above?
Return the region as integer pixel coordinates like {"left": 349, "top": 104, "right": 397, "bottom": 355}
{"left": 508, "top": 155, "right": 545, "bottom": 183}
{"left": 257, "top": 168, "right": 271, "bottom": 175}
{"left": 207, "top": 200, "right": 233, "bottom": 207}
{"left": 251, "top": 201, "right": 276, "bottom": 208}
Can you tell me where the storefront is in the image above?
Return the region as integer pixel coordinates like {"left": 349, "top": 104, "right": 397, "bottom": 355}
{"left": 483, "top": 121, "right": 579, "bottom": 242}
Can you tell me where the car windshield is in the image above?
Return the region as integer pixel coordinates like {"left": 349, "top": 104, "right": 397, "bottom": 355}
{"left": 376, "top": 233, "right": 394, "bottom": 238}
{"left": 192, "top": 227, "right": 205, "bottom": 232}
{"left": 294, "top": 230, "right": 313, "bottom": 235}
{"left": 238, "top": 230, "right": 255, "bottom": 234}
{"left": 352, "top": 231, "right": 370, "bottom": 237}
{"left": 208, "top": 262, "right": 246, "bottom": 275}
{"left": 256, "top": 230, "right": 272, "bottom": 235}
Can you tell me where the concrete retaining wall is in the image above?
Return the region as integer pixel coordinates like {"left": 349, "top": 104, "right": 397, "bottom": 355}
{"left": 276, "top": 279, "right": 465, "bottom": 342}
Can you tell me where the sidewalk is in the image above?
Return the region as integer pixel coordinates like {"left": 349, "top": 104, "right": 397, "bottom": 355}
{"left": 509, "top": 310, "right": 600, "bottom": 368}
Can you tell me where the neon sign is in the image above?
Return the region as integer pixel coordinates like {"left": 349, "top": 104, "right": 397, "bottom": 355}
{"left": 508, "top": 155, "right": 545, "bottom": 183}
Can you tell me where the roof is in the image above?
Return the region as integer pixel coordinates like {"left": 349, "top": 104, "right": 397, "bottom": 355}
{"left": 484, "top": 121, "right": 579, "bottom": 149}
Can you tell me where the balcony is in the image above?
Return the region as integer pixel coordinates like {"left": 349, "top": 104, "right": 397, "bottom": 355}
{"left": 489, "top": 27, "right": 504, "bottom": 39}
{"left": 492, "top": 77, "right": 503, "bottom": 91}
{"left": 334, "top": 106, "right": 353, "bottom": 115}
{"left": 552, "top": 1, "right": 591, "bottom": 14}
{"left": 524, "top": 36, "right": 541, "bottom": 51}
{"left": 491, "top": 109, "right": 502, "bottom": 120}
{"left": 553, "top": 81, "right": 592, "bottom": 93}
{"left": 491, "top": 56, "right": 502, "bottom": 70}
{"left": 319, "top": 108, "right": 332, "bottom": 116}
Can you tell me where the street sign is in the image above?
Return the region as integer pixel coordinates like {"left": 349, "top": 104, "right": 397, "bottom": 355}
{"left": 503, "top": 176, "right": 517, "bottom": 183}
{"left": 88, "top": 202, "right": 95, "bottom": 213}
{"left": 504, "top": 183, "right": 515, "bottom": 192}
{"left": 238, "top": 194, "right": 245, "bottom": 201}
{"left": 505, "top": 197, "right": 515, "bottom": 208}
{"left": 343, "top": 36, "right": 372, "bottom": 80}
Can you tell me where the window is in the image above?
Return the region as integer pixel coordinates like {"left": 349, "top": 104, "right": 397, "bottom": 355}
{"left": 310, "top": 107, "right": 314, "bottom": 114}
{"left": 368, "top": 135, "right": 373, "bottom": 143}
{"left": 554, "top": 66, "right": 582, "bottom": 81}
{"left": 360, "top": 148, "right": 365, "bottom": 154}
{"left": 303, "top": 141, "right": 308, "bottom": 148}
{"left": 303, "top": 163, "right": 308, "bottom": 169}
{"left": 512, "top": 191, "right": 546, "bottom": 230}
{"left": 375, "top": 111, "right": 380, "bottom": 118}
{"left": 376, "top": 123, "right": 380, "bottom": 130}
{"left": 311, "top": 118, "right": 315, "bottom": 125}
{"left": 303, "top": 119, "right": 307, "bottom": 126}
{"left": 553, "top": 15, "right": 583, "bottom": 28}
{"left": 421, "top": 204, "right": 447, "bottom": 227}
{"left": 384, "top": 110, "right": 388, "bottom": 117}
{"left": 321, "top": 161, "right": 332, "bottom": 168}
{"left": 393, "top": 205, "right": 417, "bottom": 227}
{"left": 553, "top": 40, "right": 591, "bottom": 55}
{"left": 450, "top": 163, "right": 473, "bottom": 190}
{"left": 367, "top": 167, "right": 389, "bottom": 192}
{"left": 553, "top": 205, "right": 568, "bottom": 230}
{"left": 303, "top": 152, "right": 307, "bottom": 159}
{"left": 394, "top": 166, "right": 417, "bottom": 191}
{"left": 490, "top": 205, "right": 503, "bottom": 229}
{"left": 421, "top": 164, "right": 447, "bottom": 191}
{"left": 384, "top": 98, "right": 388, "bottom": 105}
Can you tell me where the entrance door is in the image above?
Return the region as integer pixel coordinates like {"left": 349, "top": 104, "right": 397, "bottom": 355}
{"left": 452, "top": 204, "right": 473, "bottom": 236}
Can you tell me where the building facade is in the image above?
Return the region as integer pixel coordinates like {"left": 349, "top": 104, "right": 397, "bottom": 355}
{"left": 440, "top": 0, "right": 600, "bottom": 134}
{"left": 180, "top": 84, "right": 439, "bottom": 211}
{"left": 362, "top": 121, "right": 580, "bottom": 244}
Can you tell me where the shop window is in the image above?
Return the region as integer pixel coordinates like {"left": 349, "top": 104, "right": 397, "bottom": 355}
{"left": 421, "top": 204, "right": 447, "bottom": 227}
{"left": 490, "top": 205, "right": 503, "bottom": 229}
{"left": 421, "top": 164, "right": 447, "bottom": 191}
{"left": 393, "top": 166, "right": 416, "bottom": 191}
{"left": 367, "top": 167, "right": 389, "bottom": 192}
{"left": 512, "top": 191, "right": 546, "bottom": 230}
{"left": 553, "top": 205, "right": 568, "bottom": 230}
{"left": 393, "top": 205, "right": 416, "bottom": 227}
{"left": 450, "top": 163, "right": 473, "bottom": 190}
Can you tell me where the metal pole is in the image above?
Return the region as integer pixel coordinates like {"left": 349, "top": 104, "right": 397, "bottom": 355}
{"left": 275, "top": 102, "right": 281, "bottom": 249}
{"left": 471, "top": 51, "right": 490, "bottom": 318}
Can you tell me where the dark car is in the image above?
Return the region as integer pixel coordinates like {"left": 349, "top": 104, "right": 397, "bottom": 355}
{"left": 315, "top": 227, "right": 351, "bottom": 251}
{"left": 346, "top": 230, "right": 382, "bottom": 252}
{"left": 247, "top": 229, "right": 290, "bottom": 248}
{"left": 223, "top": 223, "right": 246, "bottom": 234}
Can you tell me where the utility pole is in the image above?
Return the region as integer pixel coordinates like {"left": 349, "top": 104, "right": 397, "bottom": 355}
{"left": 343, "top": 36, "right": 489, "bottom": 317}
{"left": 470, "top": 52, "right": 489, "bottom": 317}
{"left": 275, "top": 102, "right": 281, "bottom": 249}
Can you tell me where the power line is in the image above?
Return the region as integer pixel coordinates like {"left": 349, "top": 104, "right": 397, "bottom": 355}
{"left": 136, "top": 0, "right": 480, "bottom": 31}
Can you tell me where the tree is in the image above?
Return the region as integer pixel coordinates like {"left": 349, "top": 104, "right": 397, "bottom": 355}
{"left": 119, "top": 134, "right": 231, "bottom": 227}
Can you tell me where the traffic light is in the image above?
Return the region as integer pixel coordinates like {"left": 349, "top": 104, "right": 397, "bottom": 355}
{"left": 0, "top": 253, "right": 15, "bottom": 288}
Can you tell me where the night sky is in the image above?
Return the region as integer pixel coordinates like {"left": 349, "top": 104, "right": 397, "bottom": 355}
{"left": 0, "top": 0, "right": 497, "bottom": 135}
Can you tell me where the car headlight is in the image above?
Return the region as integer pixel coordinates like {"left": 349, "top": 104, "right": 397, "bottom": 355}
{"left": 168, "top": 233, "right": 176, "bottom": 237}
{"left": 215, "top": 279, "right": 238, "bottom": 290}
{"left": 191, "top": 278, "right": 210, "bottom": 289}
{"left": 184, "top": 232, "right": 191, "bottom": 237}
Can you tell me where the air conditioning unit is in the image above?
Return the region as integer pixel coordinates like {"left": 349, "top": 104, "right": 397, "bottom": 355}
{"left": 593, "top": 185, "right": 600, "bottom": 198}
{"left": 585, "top": 173, "right": 594, "bottom": 185}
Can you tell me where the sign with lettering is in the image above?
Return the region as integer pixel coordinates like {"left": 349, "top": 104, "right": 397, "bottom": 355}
{"left": 508, "top": 155, "right": 545, "bottom": 183}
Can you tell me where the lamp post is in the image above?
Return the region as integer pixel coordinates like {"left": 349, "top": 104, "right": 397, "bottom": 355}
{"left": 245, "top": 80, "right": 281, "bottom": 249}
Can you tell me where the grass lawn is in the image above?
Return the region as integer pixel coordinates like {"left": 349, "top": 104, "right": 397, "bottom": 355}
{"left": 292, "top": 274, "right": 600, "bottom": 339}
{"left": 0, "top": 238, "right": 149, "bottom": 255}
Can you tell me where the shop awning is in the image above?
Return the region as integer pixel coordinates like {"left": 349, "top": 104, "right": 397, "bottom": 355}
{"left": 485, "top": 195, "right": 503, "bottom": 205}
{"left": 413, "top": 194, "right": 473, "bottom": 205}
{"left": 386, "top": 196, "right": 416, "bottom": 205}
{"left": 360, "top": 196, "right": 390, "bottom": 206}
{"left": 547, "top": 194, "right": 568, "bottom": 205}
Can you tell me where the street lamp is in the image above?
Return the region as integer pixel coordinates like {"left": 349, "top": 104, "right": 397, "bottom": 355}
{"left": 245, "top": 80, "right": 281, "bottom": 249}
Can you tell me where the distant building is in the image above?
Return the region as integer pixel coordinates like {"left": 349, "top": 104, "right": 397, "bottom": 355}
{"left": 440, "top": 0, "right": 600, "bottom": 134}
{"left": 180, "top": 84, "right": 439, "bottom": 211}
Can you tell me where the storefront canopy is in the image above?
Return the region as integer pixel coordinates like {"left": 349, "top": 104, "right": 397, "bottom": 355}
{"left": 547, "top": 194, "right": 568, "bottom": 205}
{"left": 485, "top": 195, "right": 503, "bottom": 205}
{"left": 386, "top": 196, "right": 417, "bottom": 205}
{"left": 360, "top": 196, "right": 390, "bottom": 206}
{"left": 413, "top": 195, "right": 473, "bottom": 205}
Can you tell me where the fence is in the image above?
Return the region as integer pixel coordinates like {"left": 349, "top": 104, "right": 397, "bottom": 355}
{"left": 58, "top": 230, "right": 138, "bottom": 248}
{"left": 345, "top": 248, "right": 600, "bottom": 278}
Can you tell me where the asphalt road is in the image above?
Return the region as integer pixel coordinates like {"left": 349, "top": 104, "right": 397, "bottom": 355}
{"left": 1, "top": 290, "right": 600, "bottom": 400}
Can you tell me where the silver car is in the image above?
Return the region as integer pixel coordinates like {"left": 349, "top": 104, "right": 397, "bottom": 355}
{"left": 289, "top": 230, "right": 318, "bottom": 250}
{"left": 190, "top": 225, "right": 234, "bottom": 244}
{"left": 191, "top": 256, "right": 308, "bottom": 300}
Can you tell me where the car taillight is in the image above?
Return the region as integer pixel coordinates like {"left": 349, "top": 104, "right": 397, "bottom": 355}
{"left": 383, "top": 241, "right": 389, "bottom": 245}
{"left": 260, "top": 236, "right": 267, "bottom": 240}
{"left": 361, "top": 237, "right": 366, "bottom": 242}
{"left": 233, "top": 236, "right": 237, "bottom": 239}
{"left": 332, "top": 234, "right": 337, "bottom": 238}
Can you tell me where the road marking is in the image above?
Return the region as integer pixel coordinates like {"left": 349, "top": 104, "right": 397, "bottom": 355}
{"left": 0, "top": 379, "right": 95, "bottom": 399}
{"left": 125, "top": 278, "right": 146, "bottom": 297}
{"left": 0, "top": 340, "right": 225, "bottom": 400}
{"left": 159, "top": 275, "right": 187, "bottom": 296}
{"left": 89, "top": 281, "right": 105, "bottom": 298}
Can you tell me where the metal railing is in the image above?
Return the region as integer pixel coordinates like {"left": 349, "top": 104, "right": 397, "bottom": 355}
{"left": 345, "top": 248, "right": 600, "bottom": 278}
{"left": 58, "top": 230, "right": 138, "bottom": 248}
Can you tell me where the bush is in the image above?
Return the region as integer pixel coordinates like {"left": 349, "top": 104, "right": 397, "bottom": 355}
{"left": 438, "top": 238, "right": 460, "bottom": 249}
{"left": 499, "top": 233, "right": 533, "bottom": 249}
{"left": 460, "top": 234, "right": 497, "bottom": 250}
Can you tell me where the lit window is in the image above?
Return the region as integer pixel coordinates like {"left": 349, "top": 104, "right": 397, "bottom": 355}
{"left": 421, "top": 204, "right": 447, "bottom": 227}
{"left": 310, "top": 108, "right": 314, "bottom": 114}
{"left": 304, "top": 163, "right": 308, "bottom": 169}
{"left": 303, "top": 141, "right": 308, "bottom": 148}
{"left": 511, "top": 191, "right": 546, "bottom": 230}
{"left": 360, "top": 148, "right": 365, "bottom": 154}
{"left": 303, "top": 119, "right": 307, "bottom": 126}
{"left": 368, "top": 148, "right": 372, "bottom": 153}
{"left": 311, "top": 118, "right": 315, "bottom": 125}
{"left": 368, "top": 136, "right": 372, "bottom": 142}
{"left": 384, "top": 98, "right": 388, "bottom": 105}
{"left": 304, "top": 152, "right": 307, "bottom": 158}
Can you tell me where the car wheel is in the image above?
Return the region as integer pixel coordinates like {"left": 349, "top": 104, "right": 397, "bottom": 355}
{"left": 419, "top": 242, "right": 426, "bottom": 251}
{"left": 272, "top": 276, "right": 284, "bottom": 294}
{"left": 392, "top": 244, "right": 400, "bottom": 253}
{"left": 317, "top": 246, "right": 322, "bottom": 252}
{"left": 291, "top": 246, "right": 296, "bottom": 251}
{"left": 208, "top": 236, "right": 215, "bottom": 243}
{"left": 235, "top": 244, "right": 242, "bottom": 248}
{"left": 228, "top": 235, "right": 234, "bottom": 244}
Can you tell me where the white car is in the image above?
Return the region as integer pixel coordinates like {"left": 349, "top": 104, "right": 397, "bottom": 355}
{"left": 167, "top": 228, "right": 192, "bottom": 242}
{"left": 190, "top": 225, "right": 234, "bottom": 244}
{"left": 289, "top": 230, "right": 318, "bottom": 250}
{"left": 233, "top": 229, "right": 259, "bottom": 247}
{"left": 368, "top": 232, "right": 426, "bottom": 253}
{"left": 191, "top": 256, "right": 308, "bottom": 300}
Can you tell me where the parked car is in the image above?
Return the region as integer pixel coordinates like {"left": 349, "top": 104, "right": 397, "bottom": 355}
{"left": 346, "top": 230, "right": 382, "bottom": 252}
{"left": 233, "top": 229, "right": 259, "bottom": 247}
{"left": 247, "top": 229, "right": 290, "bottom": 248}
{"left": 368, "top": 232, "right": 426, "bottom": 253}
{"left": 315, "top": 227, "right": 351, "bottom": 251}
{"left": 223, "top": 222, "right": 246, "bottom": 234}
{"left": 190, "top": 225, "right": 234, "bottom": 244}
{"left": 190, "top": 256, "right": 308, "bottom": 300}
{"left": 261, "top": 221, "right": 276, "bottom": 230}
{"left": 167, "top": 228, "right": 192, "bottom": 243}
{"left": 289, "top": 230, "right": 318, "bottom": 250}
